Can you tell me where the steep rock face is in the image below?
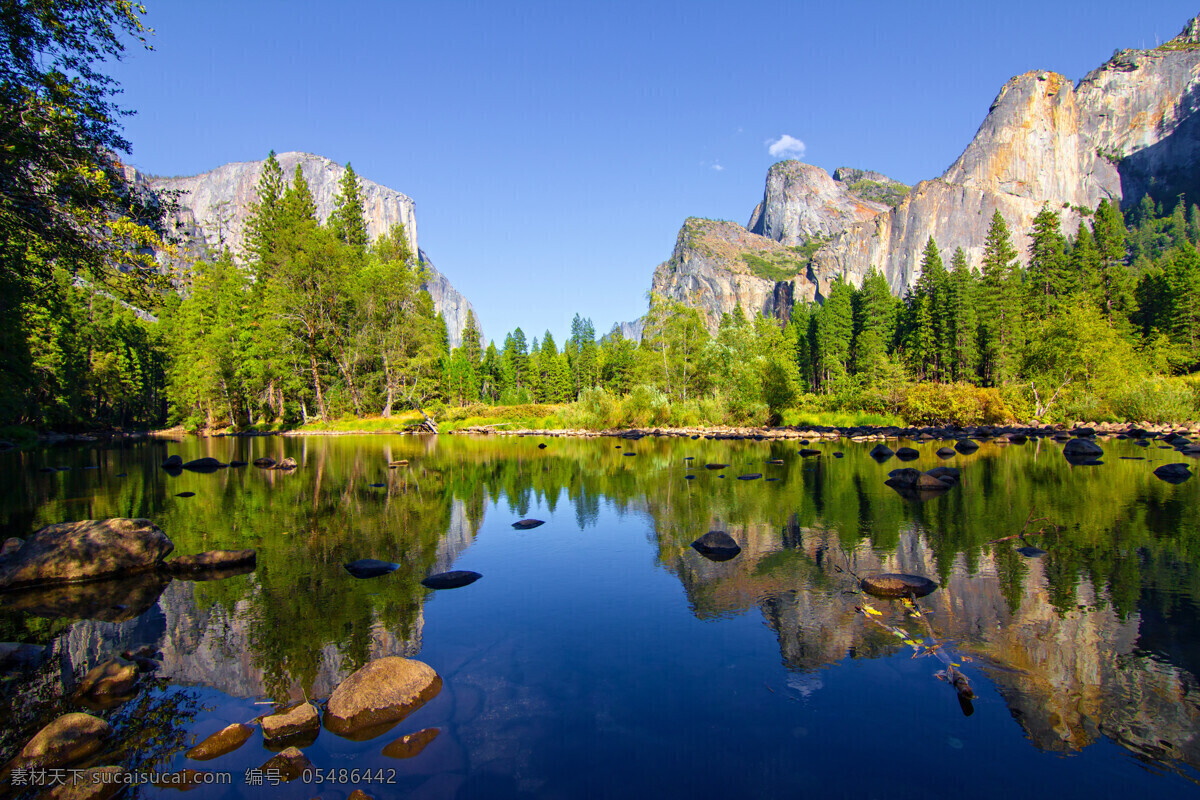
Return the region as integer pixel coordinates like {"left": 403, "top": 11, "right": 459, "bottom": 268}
{"left": 746, "top": 160, "right": 892, "bottom": 246}
{"left": 812, "top": 20, "right": 1200, "bottom": 298}
{"left": 147, "top": 152, "right": 418, "bottom": 260}
{"left": 139, "top": 152, "right": 478, "bottom": 345}
{"left": 418, "top": 250, "right": 478, "bottom": 350}
{"left": 649, "top": 218, "right": 817, "bottom": 333}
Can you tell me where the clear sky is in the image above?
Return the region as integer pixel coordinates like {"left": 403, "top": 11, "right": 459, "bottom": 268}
{"left": 108, "top": 0, "right": 1200, "bottom": 346}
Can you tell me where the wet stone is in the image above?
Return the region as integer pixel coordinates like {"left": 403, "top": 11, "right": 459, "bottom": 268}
{"left": 186, "top": 722, "right": 254, "bottom": 761}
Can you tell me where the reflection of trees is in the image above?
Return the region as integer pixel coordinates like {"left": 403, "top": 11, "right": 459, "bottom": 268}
{"left": 5, "top": 434, "right": 1200, "bottom": 775}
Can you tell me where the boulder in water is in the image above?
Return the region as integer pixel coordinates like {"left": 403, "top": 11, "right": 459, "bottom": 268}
{"left": 262, "top": 702, "right": 320, "bottom": 744}
{"left": 325, "top": 657, "right": 442, "bottom": 738}
{"left": 860, "top": 573, "right": 938, "bottom": 599}
{"left": 420, "top": 570, "right": 481, "bottom": 589}
{"left": 181, "top": 457, "right": 226, "bottom": 473}
{"left": 344, "top": 559, "right": 399, "bottom": 579}
{"left": 512, "top": 519, "right": 545, "bottom": 530}
{"left": 185, "top": 722, "right": 254, "bottom": 761}
{"left": 11, "top": 712, "right": 112, "bottom": 769}
{"left": 869, "top": 444, "right": 894, "bottom": 460}
{"left": 161, "top": 455, "right": 183, "bottom": 469}
{"left": 0, "top": 518, "right": 172, "bottom": 591}
{"left": 382, "top": 728, "right": 440, "bottom": 759}
{"left": 252, "top": 457, "right": 276, "bottom": 468}
{"left": 691, "top": 531, "right": 741, "bottom": 561}
{"left": 259, "top": 746, "right": 312, "bottom": 782}
{"left": 1154, "top": 463, "right": 1192, "bottom": 484}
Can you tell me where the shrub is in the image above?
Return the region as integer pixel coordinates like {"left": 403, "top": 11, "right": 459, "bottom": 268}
{"left": 623, "top": 385, "right": 671, "bottom": 427}
{"left": 899, "top": 383, "right": 1015, "bottom": 426}
{"left": 1111, "top": 376, "right": 1198, "bottom": 423}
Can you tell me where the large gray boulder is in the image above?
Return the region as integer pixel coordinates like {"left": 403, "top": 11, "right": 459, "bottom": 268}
{"left": 0, "top": 519, "right": 173, "bottom": 592}
{"left": 324, "top": 657, "right": 442, "bottom": 738}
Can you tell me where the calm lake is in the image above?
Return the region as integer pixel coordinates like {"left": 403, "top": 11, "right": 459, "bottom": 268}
{"left": 2, "top": 433, "right": 1199, "bottom": 799}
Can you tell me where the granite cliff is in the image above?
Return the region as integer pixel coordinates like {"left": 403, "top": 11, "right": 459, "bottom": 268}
{"left": 140, "top": 151, "right": 479, "bottom": 348}
{"left": 646, "top": 14, "right": 1200, "bottom": 319}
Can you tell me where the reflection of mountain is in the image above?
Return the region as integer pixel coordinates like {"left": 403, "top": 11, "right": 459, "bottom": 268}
{"left": 48, "top": 498, "right": 480, "bottom": 701}
{"left": 660, "top": 516, "right": 1200, "bottom": 773}
{"left": 153, "top": 579, "right": 424, "bottom": 699}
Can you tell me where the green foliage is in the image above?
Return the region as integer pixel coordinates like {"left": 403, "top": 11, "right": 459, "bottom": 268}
{"left": 740, "top": 250, "right": 808, "bottom": 282}
{"left": 846, "top": 179, "right": 910, "bottom": 208}
{"left": 899, "top": 382, "right": 1016, "bottom": 426}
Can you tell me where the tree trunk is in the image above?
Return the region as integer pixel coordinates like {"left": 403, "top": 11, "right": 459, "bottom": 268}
{"left": 309, "top": 347, "right": 327, "bottom": 420}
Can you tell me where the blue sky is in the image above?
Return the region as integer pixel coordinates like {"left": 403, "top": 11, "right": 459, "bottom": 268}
{"left": 109, "top": 0, "right": 1200, "bottom": 345}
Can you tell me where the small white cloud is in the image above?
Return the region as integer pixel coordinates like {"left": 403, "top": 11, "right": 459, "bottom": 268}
{"left": 766, "top": 134, "right": 806, "bottom": 158}
{"left": 711, "top": 163, "right": 725, "bottom": 172}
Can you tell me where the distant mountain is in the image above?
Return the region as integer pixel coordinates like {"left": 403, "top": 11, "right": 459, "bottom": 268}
{"left": 133, "top": 151, "right": 479, "bottom": 348}
{"left": 639, "top": 13, "right": 1200, "bottom": 323}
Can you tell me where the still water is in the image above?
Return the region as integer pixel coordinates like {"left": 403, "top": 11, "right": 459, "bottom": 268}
{"left": 2, "top": 433, "right": 1199, "bottom": 798}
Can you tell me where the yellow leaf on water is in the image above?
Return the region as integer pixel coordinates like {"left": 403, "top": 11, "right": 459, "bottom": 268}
{"left": 861, "top": 604, "right": 882, "bottom": 616}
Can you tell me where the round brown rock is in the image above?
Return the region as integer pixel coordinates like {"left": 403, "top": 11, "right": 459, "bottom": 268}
{"left": 860, "top": 573, "right": 938, "bottom": 599}
{"left": 325, "top": 657, "right": 442, "bottom": 737}
{"left": 186, "top": 722, "right": 254, "bottom": 761}
{"left": 48, "top": 766, "right": 126, "bottom": 800}
{"left": 381, "top": 727, "right": 439, "bottom": 759}
{"left": 14, "top": 712, "right": 112, "bottom": 768}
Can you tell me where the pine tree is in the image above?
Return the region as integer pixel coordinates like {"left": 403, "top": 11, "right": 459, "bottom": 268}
{"left": 947, "top": 248, "right": 980, "bottom": 382}
{"left": 979, "top": 210, "right": 1021, "bottom": 385}
{"left": 1093, "top": 199, "right": 1131, "bottom": 323}
{"left": 567, "top": 314, "right": 598, "bottom": 398}
{"left": 814, "top": 278, "right": 853, "bottom": 391}
{"left": 329, "top": 164, "right": 369, "bottom": 252}
{"left": 282, "top": 165, "right": 318, "bottom": 225}
{"left": 1026, "top": 205, "right": 1068, "bottom": 315}
{"left": 852, "top": 268, "right": 897, "bottom": 381}
{"left": 245, "top": 151, "right": 286, "bottom": 274}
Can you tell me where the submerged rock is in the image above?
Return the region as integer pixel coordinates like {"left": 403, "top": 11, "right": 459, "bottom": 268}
{"left": 1017, "top": 545, "right": 1047, "bottom": 558}
{"left": 1154, "top": 463, "right": 1192, "bottom": 484}
{"left": 691, "top": 531, "right": 742, "bottom": 561}
{"left": 186, "top": 722, "right": 254, "bottom": 761}
{"left": 259, "top": 746, "right": 312, "bottom": 782}
{"left": 936, "top": 447, "right": 956, "bottom": 458}
{"left": 953, "top": 439, "right": 979, "bottom": 454}
{"left": 275, "top": 457, "right": 298, "bottom": 470}
{"left": 860, "top": 573, "right": 938, "bottom": 599}
{"left": 869, "top": 444, "right": 894, "bottom": 460}
{"left": 181, "top": 457, "right": 226, "bottom": 472}
{"left": 262, "top": 702, "right": 320, "bottom": 744}
{"left": 512, "top": 519, "right": 545, "bottom": 530}
{"left": 48, "top": 765, "right": 126, "bottom": 799}
{"left": 161, "top": 455, "right": 183, "bottom": 469}
{"left": 75, "top": 657, "right": 139, "bottom": 700}
{"left": 228, "top": 460, "right": 248, "bottom": 467}
{"left": 895, "top": 447, "right": 920, "bottom": 461}
{"left": 12, "top": 712, "right": 112, "bottom": 769}
{"left": 0, "top": 518, "right": 172, "bottom": 591}
{"left": 421, "top": 570, "right": 481, "bottom": 590}
{"left": 382, "top": 727, "right": 439, "bottom": 759}
{"left": 737, "top": 473, "right": 762, "bottom": 480}
{"left": 252, "top": 457, "right": 276, "bottom": 468}
{"left": 344, "top": 559, "right": 399, "bottom": 579}
{"left": 175, "top": 492, "right": 195, "bottom": 498}
{"left": 798, "top": 449, "right": 821, "bottom": 457}
{"left": 704, "top": 463, "right": 729, "bottom": 470}
{"left": 325, "top": 657, "right": 442, "bottom": 738}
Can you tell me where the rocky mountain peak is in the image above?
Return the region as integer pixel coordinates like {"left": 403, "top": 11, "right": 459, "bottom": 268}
{"left": 747, "top": 160, "right": 890, "bottom": 246}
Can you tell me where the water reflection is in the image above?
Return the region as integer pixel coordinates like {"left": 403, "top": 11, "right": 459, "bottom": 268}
{"left": 2, "top": 433, "right": 1199, "bottom": 792}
